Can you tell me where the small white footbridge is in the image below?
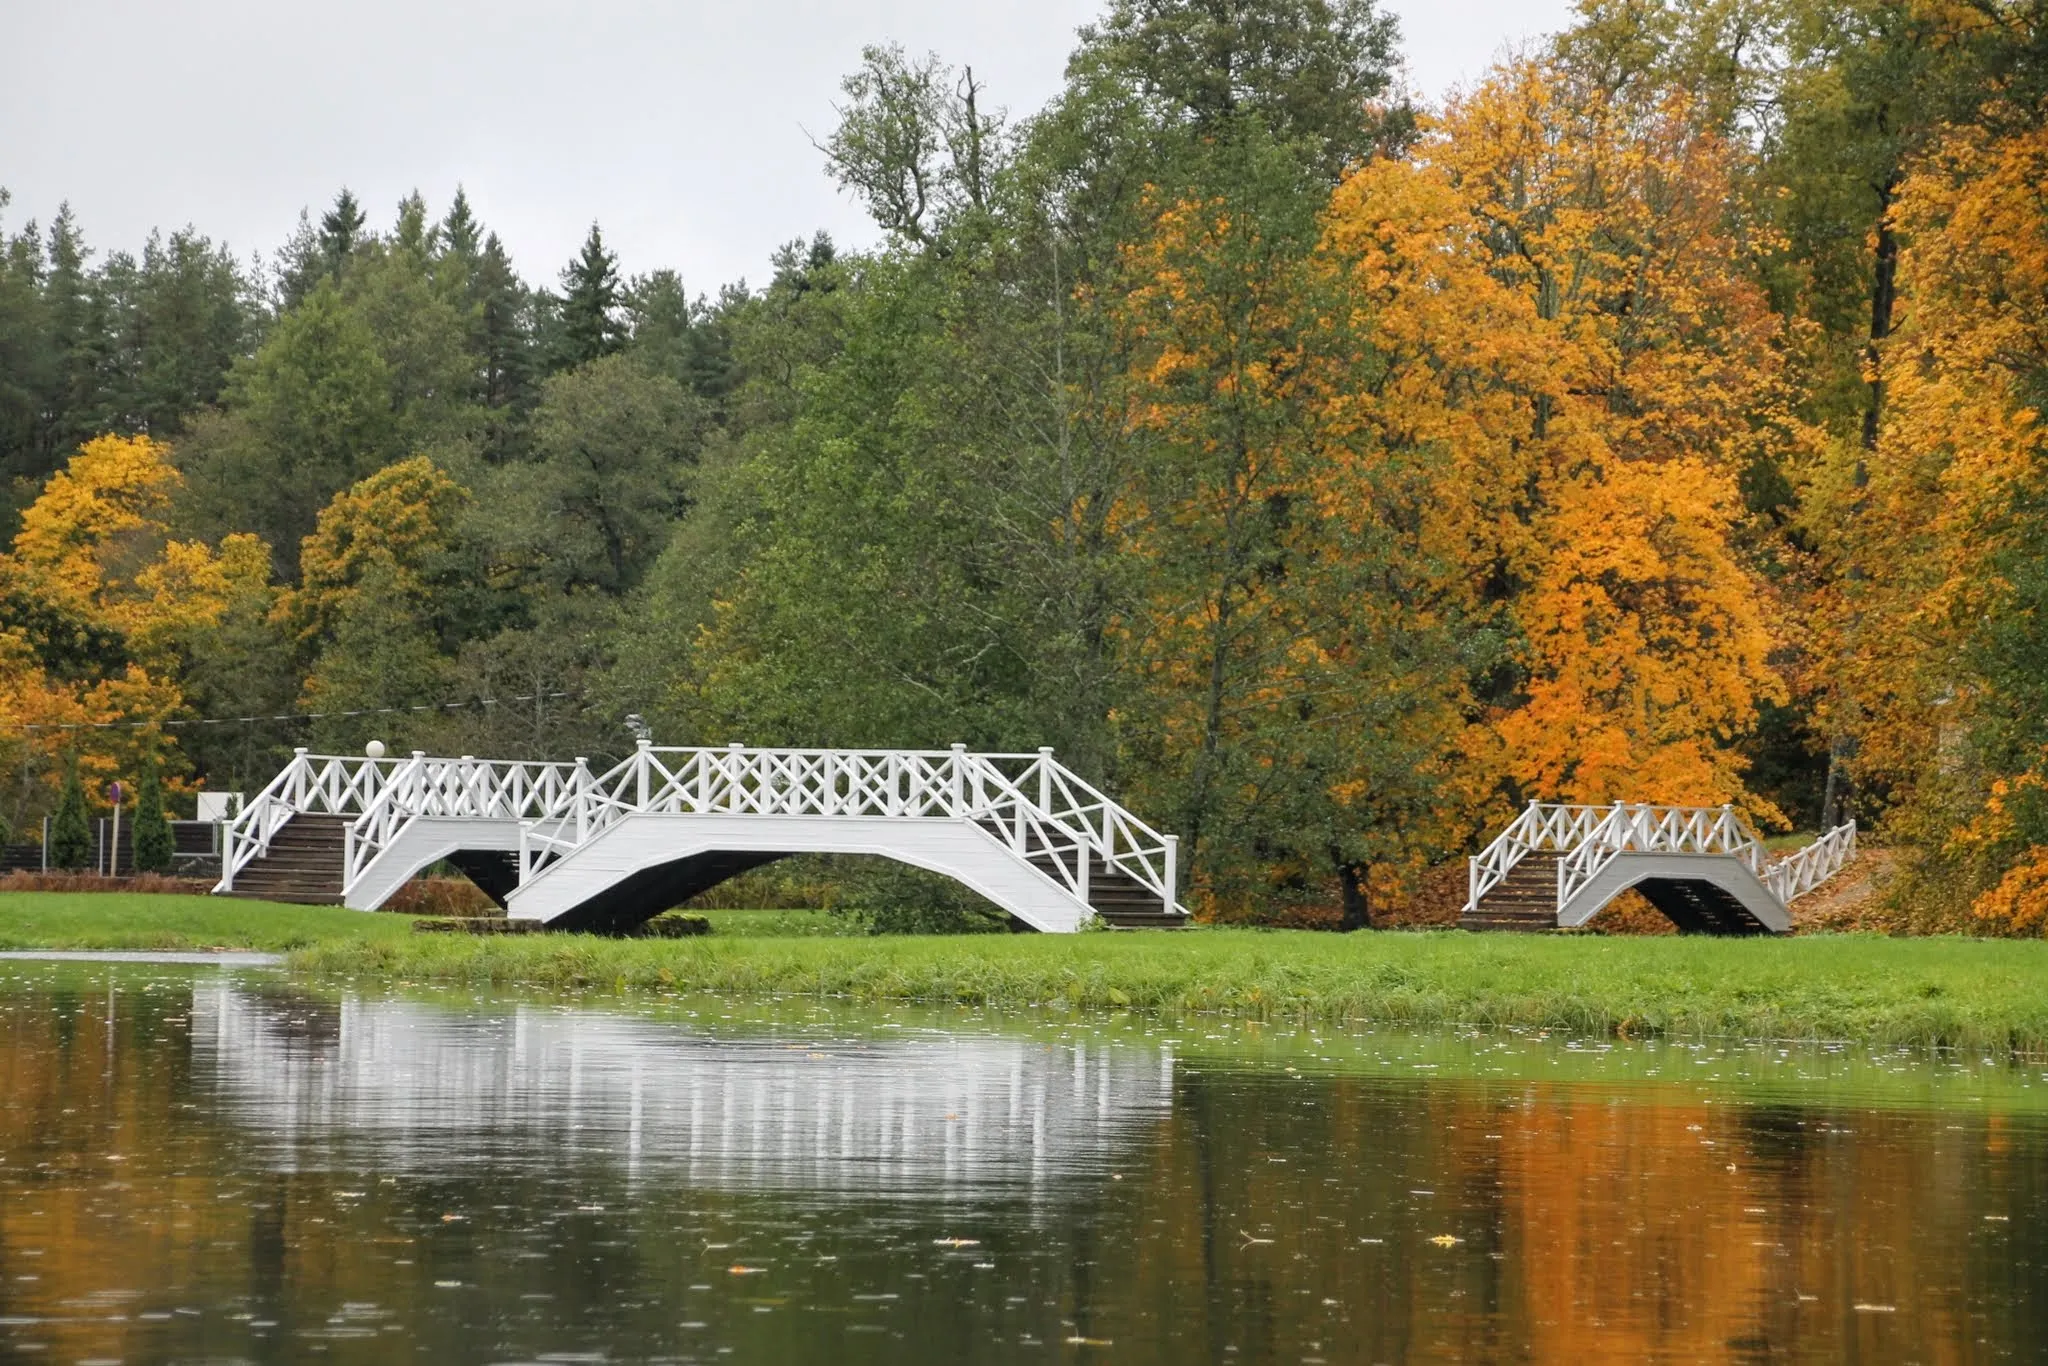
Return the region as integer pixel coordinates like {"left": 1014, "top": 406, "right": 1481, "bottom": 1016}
{"left": 215, "top": 744, "right": 1186, "bottom": 932}
{"left": 1461, "top": 802, "right": 1860, "bottom": 935}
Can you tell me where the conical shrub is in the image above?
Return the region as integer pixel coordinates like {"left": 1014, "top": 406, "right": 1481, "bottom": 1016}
{"left": 50, "top": 755, "right": 92, "bottom": 871}
{"left": 131, "top": 759, "right": 175, "bottom": 874}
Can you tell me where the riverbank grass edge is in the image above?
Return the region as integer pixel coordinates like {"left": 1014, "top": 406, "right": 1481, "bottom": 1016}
{"left": 2, "top": 892, "right": 2043, "bottom": 1053}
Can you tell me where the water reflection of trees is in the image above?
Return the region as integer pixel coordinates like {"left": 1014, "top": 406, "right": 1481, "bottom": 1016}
{"left": 0, "top": 979, "right": 2041, "bottom": 1365}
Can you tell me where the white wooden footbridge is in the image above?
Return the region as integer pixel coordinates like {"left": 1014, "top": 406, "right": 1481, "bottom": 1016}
{"left": 1462, "top": 802, "right": 1859, "bottom": 934}
{"left": 215, "top": 744, "right": 1186, "bottom": 932}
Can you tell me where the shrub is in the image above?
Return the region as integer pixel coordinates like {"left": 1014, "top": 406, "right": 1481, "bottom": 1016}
{"left": 130, "top": 760, "right": 175, "bottom": 874}
{"left": 50, "top": 755, "right": 92, "bottom": 871}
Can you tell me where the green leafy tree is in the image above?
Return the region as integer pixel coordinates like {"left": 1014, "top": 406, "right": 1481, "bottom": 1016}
{"left": 130, "top": 757, "right": 174, "bottom": 873}
{"left": 492, "top": 354, "right": 700, "bottom": 595}
{"left": 50, "top": 753, "right": 91, "bottom": 871}
{"left": 177, "top": 282, "right": 396, "bottom": 570}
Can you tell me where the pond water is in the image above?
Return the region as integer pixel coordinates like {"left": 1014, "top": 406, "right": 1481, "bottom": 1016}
{"left": 0, "top": 964, "right": 2042, "bottom": 1364}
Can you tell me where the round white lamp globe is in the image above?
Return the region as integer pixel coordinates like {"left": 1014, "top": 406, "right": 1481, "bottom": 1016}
{"left": 365, "top": 740, "right": 387, "bottom": 759}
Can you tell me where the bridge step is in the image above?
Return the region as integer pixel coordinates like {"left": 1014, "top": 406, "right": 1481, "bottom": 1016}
{"left": 1461, "top": 853, "right": 1559, "bottom": 931}
{"left": 977, "top": 816, "right": 1185, "bottom": 928}
{"left": 1635, "top": 878, "right": 1776, "bottom": 936}
{"left": 222, "top": 815, "right": 346, "bottom": 905}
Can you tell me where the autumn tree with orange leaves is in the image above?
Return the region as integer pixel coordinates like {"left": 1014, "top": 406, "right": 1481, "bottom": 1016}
{"left": 1312, "top": 59, "right": 1811, "bottom": 823}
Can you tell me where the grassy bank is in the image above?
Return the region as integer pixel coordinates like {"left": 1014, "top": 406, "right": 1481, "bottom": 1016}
{"left": 302, "top": 920, "right": 2048, "bottom": 1054}
{"left": 5, "top": 892, "right": 2045, "bottom": 1053}
{"left": 0, "top": 892, "right": 419, "bottom": 952}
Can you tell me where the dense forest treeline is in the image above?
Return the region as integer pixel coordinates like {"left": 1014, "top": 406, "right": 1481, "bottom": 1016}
{"left": 3, "top": 0, "right": 2047, "bottom": 931}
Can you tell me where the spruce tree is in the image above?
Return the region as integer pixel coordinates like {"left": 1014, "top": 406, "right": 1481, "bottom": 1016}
{"left": 50, "top": 754, "right": 91, "bottom": 871}
{"left": 556, "top": 223, "right": 623, "bottom": 367}
{"left": 319, "top": 188, "right": 367, "bottom": 280}
{"left": 131, "top": 758, "right": 175, "bottom": 874}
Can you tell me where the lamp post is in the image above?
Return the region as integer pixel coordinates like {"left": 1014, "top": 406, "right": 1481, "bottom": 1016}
{"left": 106, "top": 781, "right": 124, "bottom": 878}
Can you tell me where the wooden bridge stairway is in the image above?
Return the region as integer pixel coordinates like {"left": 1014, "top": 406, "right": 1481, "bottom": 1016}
{"left": 217, "top": 815, "right": 346, "bottom": 905}
{"left": 976, "top": 816, "right": 1186, "bottom": 928}
{"left": 1460, "top": 853, "right": 1558, "bottom": 932}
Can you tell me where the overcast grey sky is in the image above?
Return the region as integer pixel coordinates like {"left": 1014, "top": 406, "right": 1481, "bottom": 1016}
{"left": 0, "top": 0, "right": 1575, "bottom": 294}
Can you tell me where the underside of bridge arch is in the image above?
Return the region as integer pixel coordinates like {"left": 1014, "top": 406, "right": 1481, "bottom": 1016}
{"left": 1558, "top": 853, "right": 1790, "bottom": 936}
{"left": 525, "top": 850, "right": 796, "bottom": 933}
{"left": 503, "top": 814, "right": 1103, "bottom": 933}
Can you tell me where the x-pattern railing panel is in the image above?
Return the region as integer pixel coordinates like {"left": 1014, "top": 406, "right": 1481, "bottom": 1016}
{"left": 1763, "top": 822, "right": 1858, "bottom": 903}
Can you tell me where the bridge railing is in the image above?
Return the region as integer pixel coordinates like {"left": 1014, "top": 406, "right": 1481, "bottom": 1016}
{"left": 344, "top": 753, "right": 585, "bottom": 893}
{"left": 1555, "top": 803, "right": 1764, "bottom": 910}
{"left": 519, "top": 744, "right": 1182, "bottom": 916}
{"left": 215, "top": 749, "right": 407, "bottom": 892}
{"left": 1762, "top": 821, "right": 1857, "bottom": 903}
{"left": 1466, "top": 803, "right": 1618, "bottom": 910}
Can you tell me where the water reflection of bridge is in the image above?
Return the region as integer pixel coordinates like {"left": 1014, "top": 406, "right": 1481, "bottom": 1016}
{"left": 192, "top": 983, "right": 1172, "bottom": 1196}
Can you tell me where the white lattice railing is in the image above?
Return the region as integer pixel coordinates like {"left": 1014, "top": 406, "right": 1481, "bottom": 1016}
{"left": 517, "top": 743, "right": 1181, "bottom": 915}
{"left": 1763, "top": 821, "right": 1858, "bottom": 903}
{"left": 344, "top": 753, "right": 585, "bottom": 892}
{"left": 215, "top": 749, "right": 406, "bottom": 892}
{"left": 1465, "top": 803, "right": 1615, "bottom": 910}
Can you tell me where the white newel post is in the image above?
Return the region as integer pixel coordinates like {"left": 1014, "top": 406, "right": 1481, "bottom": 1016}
{"left": 574, "top": 759, "right": 591, "bottom": 842}
{"left": 636, "top": 739, "right": 651, "bottom": 810}
{"left": 1164, "top": 834, "right": 1179, "bottom": 913}
{"left": 1038, "top": 748, "right": 1054, "bottom": 814}
{"left": 949, "top": 744, "right": 965, "bottom": 816}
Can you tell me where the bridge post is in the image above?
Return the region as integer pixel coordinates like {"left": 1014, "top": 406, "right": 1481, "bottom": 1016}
{"left": 636, "top": 739, "right": 651, "bottom": 809}
{"left": 574, "top": 758, "right": 590, "bottom": 843}
{"left": 1038, "top": 748, "right": 1054, "bottom": 812}
{"left": 1164, "top": 834, "right": 1178, "bottom": 915}
{"left": 949, "top": 744, "right": 965, "bottom": 814}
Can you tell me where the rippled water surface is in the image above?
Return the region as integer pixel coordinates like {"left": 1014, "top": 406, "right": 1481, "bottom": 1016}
{"left": 0, "top": 963, "right": 2043, "bottom": 1364}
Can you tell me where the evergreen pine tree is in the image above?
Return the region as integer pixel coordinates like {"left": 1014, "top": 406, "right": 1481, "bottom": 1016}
{"left": 556, "top": 223, "right": 623, "bottom": 367}
{"left": 50, "top": 754, "right": 91, "bottom": 871}
{"left": 319, "top": 188, "right": 367, "bottom": 280}
{"left": 131, "top": 758, "right": 175, "bottom": 874}
{"left": 441, "top": 187, "right": 482, "bottom": 265}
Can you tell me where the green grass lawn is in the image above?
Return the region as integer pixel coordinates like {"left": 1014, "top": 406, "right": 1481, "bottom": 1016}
{"left": 3, "top": 891, "right": 2044, "bottom": 1053}
{"left": 0, "top": 892, "right": 420, "bottom": 953}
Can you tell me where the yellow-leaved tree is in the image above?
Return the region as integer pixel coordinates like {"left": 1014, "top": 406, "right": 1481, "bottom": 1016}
{"left": 0, "top": 435, "right": 270, "bottom": 809}
{"left": 1816, "top": 112, "right": 2048, "bottom": 931}
{"left": 1317, "top": 59, "right": 1808, "bottom": 818}
{"left": 280, "top": 455, "right": 472, "bottom": 751}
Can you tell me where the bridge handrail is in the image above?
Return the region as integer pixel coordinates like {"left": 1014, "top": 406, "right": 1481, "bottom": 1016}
{"left": 343, "top": 753, "right": 586, "bottom": 893}
{"left": 1465, "top": 803, "right": 1619, "bottom": 910}
{"left": 1762, "top": 821, "right": 1857, "bottom": 903}
{"left": 215, "top": 749, "right": 406, "bottom": 892}
{"left": 1555, "top": 803, "right": 1764, "bottom": 910}
{"left": 518, "top": 744, "right": 1182, "bottom": 915}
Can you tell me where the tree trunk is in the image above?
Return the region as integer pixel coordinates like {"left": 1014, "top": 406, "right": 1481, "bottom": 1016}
{"left": 1337, "top": 859, "right": 1373, "bottom": 932}
{"left": 1859, "top": 169, "right": 1903, "bottom": 460}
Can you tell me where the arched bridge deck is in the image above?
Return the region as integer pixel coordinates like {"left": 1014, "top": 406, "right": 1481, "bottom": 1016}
{"left": 215, "top": 744, "right": 1187, "bottom": 932}
{"left": 1462, "top": 802, "right": 1859, "bottom": 935}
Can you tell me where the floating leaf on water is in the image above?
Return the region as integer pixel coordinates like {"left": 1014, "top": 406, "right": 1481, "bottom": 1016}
{"left": 1429, "top": 1235, "right": 1463, "bottom": 1248}
{"left": 729, "top": 1265, "right": 767, "bottom": 1275}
